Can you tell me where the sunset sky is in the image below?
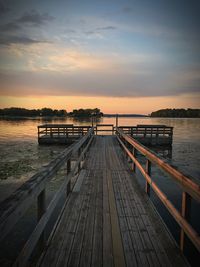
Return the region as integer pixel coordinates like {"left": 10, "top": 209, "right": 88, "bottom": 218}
{"left": 0, "top": 0, "right": 199, "bottom": 114}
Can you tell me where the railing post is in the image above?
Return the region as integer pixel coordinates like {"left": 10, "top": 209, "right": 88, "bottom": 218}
{"left": 66, "top": 159, "right": 71, "bottom": 195}
{"left": 78, "top": 148, "right": 81, "bottom": 172}
{"left": 145, "top": 160, "right": 151, "bottom": 196}
{"left": 116, "top": 114, "right": 118, "bottom": 128}
{"left": 132, "top": 148, "right": 137, "bottom": 172}
{"left": 180, "top": 192, "right": 191, "bottom": 251}
{"left": 37, "top": 189, "right": 46, "bottom": 252}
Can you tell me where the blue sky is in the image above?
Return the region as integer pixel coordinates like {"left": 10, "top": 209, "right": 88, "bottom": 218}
{"left": 0, "top": 0, "right": 199, "bottom": 112}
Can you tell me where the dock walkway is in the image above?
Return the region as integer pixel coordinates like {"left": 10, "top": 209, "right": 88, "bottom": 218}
{"left": 38, "top": 136, "right": 186, "bottom": 267}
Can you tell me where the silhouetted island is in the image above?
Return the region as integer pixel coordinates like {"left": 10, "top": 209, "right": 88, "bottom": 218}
{"left": 151, "top": 108, "right": 200, "bottom": 118}
{"left": 68, "top": 108, "right": 103, "bottom": 117}
{"left": 0, "top": 107, "right": 103, "bottom": 117}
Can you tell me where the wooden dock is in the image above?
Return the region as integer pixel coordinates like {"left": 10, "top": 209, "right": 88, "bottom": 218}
{"left": 0, "top": 127, "right": 199, "bottom": 266}
{"left": 38, "top": 124, "right": 173, "bottom": 146}
{"left": 37, "top": 136, "right": 186, "bottom": 267}
{"left": 119, "top": 125, "right": 173, "bottom": 146}
{"left": 38, "top": 124, "right": 91, "bottom": 144}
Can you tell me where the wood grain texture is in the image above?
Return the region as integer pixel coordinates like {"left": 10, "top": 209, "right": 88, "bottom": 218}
{"left": 38, "top": 136, "right": 188, "bottom": 267}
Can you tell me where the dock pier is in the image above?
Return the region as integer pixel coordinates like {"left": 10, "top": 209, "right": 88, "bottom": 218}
{"left": 0, "top": 125, "right": 199, "bottom": 266}
{"left": 38, "top": 123, "right": 173, "bottom": 146}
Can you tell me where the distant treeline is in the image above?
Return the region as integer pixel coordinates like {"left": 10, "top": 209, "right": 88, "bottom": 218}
{"left": 69, "top": 108, "right": 103, "bottom": 117}
{"left": 0, "top": 107, "right": 67, "bottom": 117}
{"left": 0, "top": 107, "right": 103, "bottom": 117}
{"left": 151, "top": 109, "right": 200, "bottom": 118}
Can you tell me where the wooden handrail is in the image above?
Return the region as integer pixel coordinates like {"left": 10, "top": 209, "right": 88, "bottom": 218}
{"left": 14, "top": 132, "right": 94, "bottom": 267}
{"left": 117, "top": 128, "right": 200, "bottom": 202}
{"left": 0, "top": 128, "right": 94, "bottom": 243}
{"left": 116, "top": 128, "right": 200, "bottom": 253}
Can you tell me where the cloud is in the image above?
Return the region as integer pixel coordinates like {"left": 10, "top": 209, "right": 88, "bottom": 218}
{"left": 96, "top": 26, "right": 117, "bottom": 31}
{"left": 0, "top": 35, "right": 50, "bottom": 45}
{"left": 0, "top": 22, "right": 21, "bottom": 32}
{"left": 0, "top": 65, "right": 199, "bottom": 99}
{"left": 16, "top": 10, "right": 55, "bottom": 26}
{"left": 0, "top": 10, "right": 54, "bottom": 46}
{"left": 0, "top": 1, "right": 10, "bottom": 14}
{"left": 84, "top": 25, "right": 117, "bottom": 36}
{"left": 0, "top": 10, "right": 54, "bottom": 33}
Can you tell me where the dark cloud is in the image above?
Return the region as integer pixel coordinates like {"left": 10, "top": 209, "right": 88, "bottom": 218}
{"left": 0, "top": 10, "right": 54, "bottom": 45}
{"left": 0, "top": 22, "right": 21, "bottom": 32}
{"left": 85, "top": 26, "right": 117, "bottom": 35}
{"left": 0, "top": 1, "right": 10, "bottom": 14}
{"left": 0, "top": 35, "right": 50, "bottom": 45}
{"left": 0, "top": 10, "right": 55, "bottom": 33}
{"left": 65, "top": 29, "right": 76, "bottom": 34}
{"left": 85, "top": 31, "right": 96, "bottom": 35}
{"left": 0, "top": 69, "right": 199, "bottom": 98}
{"left": 96, "top": 26, "right": 117, "bottom": 31}
{"left": 17, "top": 10, "right": 55, "bottom": 26}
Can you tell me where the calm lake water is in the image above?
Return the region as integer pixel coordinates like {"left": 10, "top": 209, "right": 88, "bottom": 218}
{"left": 0, "top": 116, "right": 199, "bottom": 266}
{"left": 0, "top": 117, "right": 199, "bottom": 191}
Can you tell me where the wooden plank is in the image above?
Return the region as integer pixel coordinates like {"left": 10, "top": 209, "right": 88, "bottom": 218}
{"left": 78, "top": 170, "right": 97, "bottom": 267}
{"left": 91, "top": 170, "right": 103, "bottom": 267}
{"left": 109, "top": 138, "right": 171, "bottom": 266}
{"left": 67, "top": 171, "right": 93, "bottom": 267}
{"left": 38, "top": 136, "right": 189, "bottom": 267}
{"left": 38, "top": 192, "right": 79, "bottom": 266}
{"left": 112, "top": 171, "right": 139, "bottom": 267}
{"left": 107, "top": 169, "right": 126, "bottom": 267}
{"left": 118, "top": 169, "right": 170, "bottom": 266}
{"left": 102, "top": 169, "right": 114, "bottom": 267}
{"left": 54, "top": 171, "right": 91, "bottom": 267}
{"left": 73, "top": 170, "right": 86, "bottom": 192}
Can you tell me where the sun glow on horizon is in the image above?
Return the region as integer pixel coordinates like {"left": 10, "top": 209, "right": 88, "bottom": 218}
{"left": 0, "top": 94, "right": 199, "bottom": 114}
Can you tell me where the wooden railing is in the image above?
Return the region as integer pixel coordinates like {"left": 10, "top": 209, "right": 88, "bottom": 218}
{"left": 118, "top": 125, "right": 173, "bottom": 138}
{"left": 38, "top": 124, "right": 91, "bottom": 138}
{"left": 38, "top": 124, "right": 173, "bottom": 139}
{"left": 95, "top": 124, "right": 114, "bottom": 135}
{"left": 116, "top": 128, "right": 200, "bottom": 253}
{"left": 0, "top": 127, "right": 94, "bottom": 267}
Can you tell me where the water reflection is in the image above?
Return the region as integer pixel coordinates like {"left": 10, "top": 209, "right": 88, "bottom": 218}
{"left": 149, "top": 145, "right": 172, "bottom": 159}
{"left": 0, "top": 117, "right": 199, "bottom": 266}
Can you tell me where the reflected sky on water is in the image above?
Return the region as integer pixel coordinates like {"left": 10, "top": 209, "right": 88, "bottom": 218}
{"left": 0, "top": 117, "right": 199, "bottom": 201}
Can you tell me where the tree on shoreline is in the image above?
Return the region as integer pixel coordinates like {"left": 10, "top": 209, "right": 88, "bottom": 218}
{"left": 0, "top": 107, "right": 103, "bottom": 117}
{"left": 69, "top": 108, "right": 103, "bottom": 117}
{"left": 0, "top": 107, "right": 67, "bottom": 117}
{"left": 151, "top": 109, "right": 200, "bottom": 118}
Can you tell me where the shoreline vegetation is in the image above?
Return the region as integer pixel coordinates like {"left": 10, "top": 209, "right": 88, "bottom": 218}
{"left": 0, "top": 107, "right": 199, "bottom": 118}
{"left": 0, "top": 107, "right": 103, "bottom": 118}
{"left": 151, "top": 108, "right": 200, "bottom": 118}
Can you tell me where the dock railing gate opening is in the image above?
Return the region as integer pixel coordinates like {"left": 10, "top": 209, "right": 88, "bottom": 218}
{"left": 95, "top": 124, "right": 114, "bottom": 135}
{"left": 116, "top": 127, "right": 200, "bottom": 255}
